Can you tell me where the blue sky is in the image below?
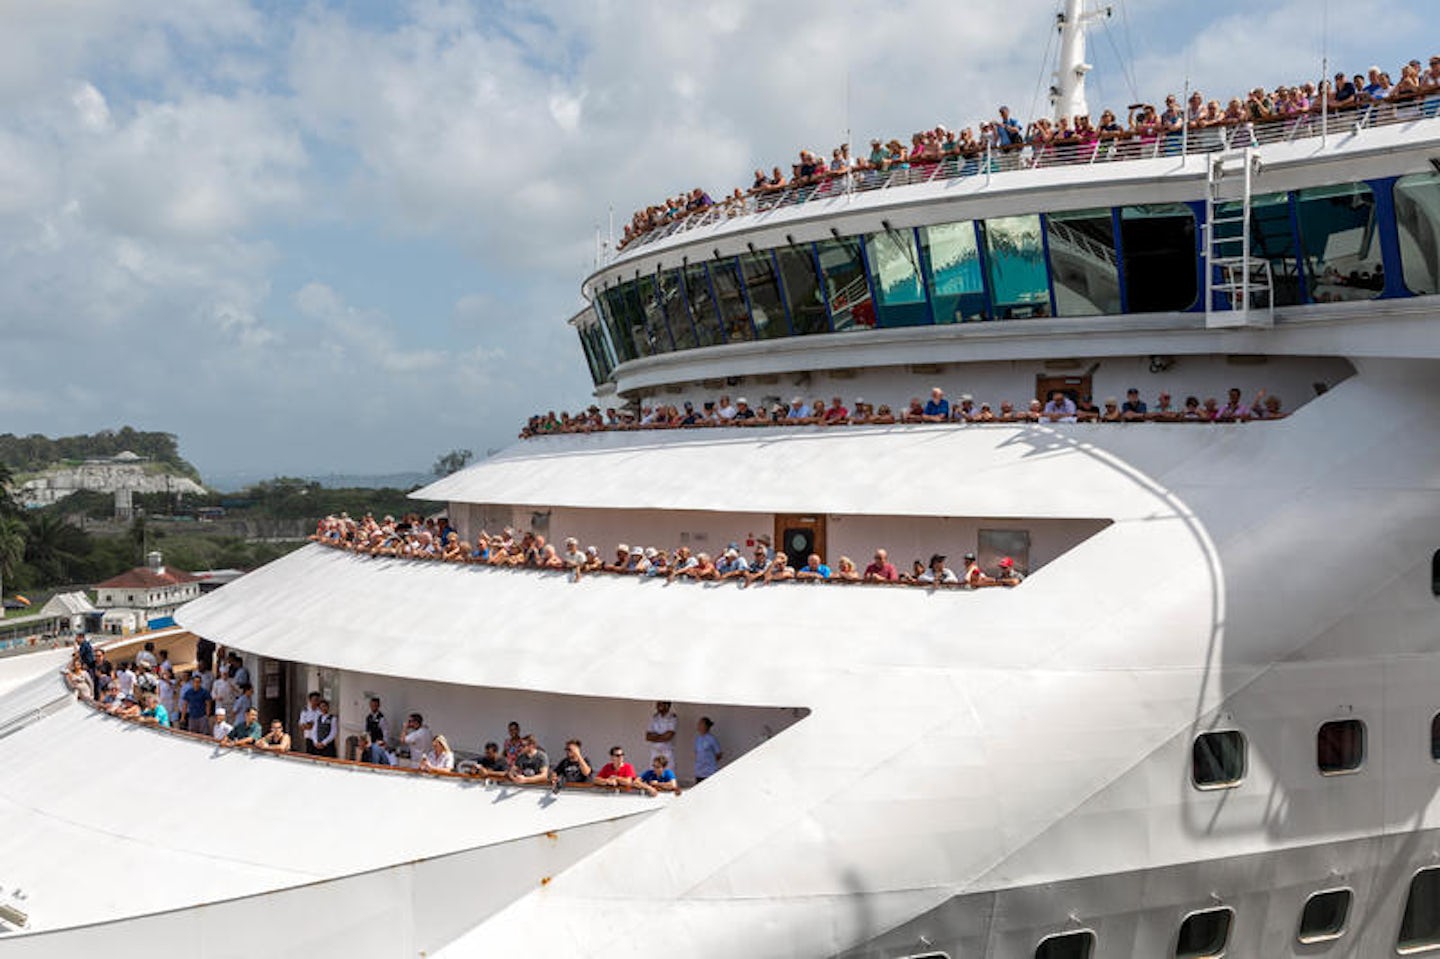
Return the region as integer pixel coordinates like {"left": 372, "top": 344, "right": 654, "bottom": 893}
{"left": 0, "top": 0, "right": 1429, "bottom": 483}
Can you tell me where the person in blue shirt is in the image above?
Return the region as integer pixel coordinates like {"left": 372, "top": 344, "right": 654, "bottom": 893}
{"left": 996, "top": 106, "right": 1023, "bottom": 146}
{"left": 139, "top": 692, "right": 170, "bottom": 728}
{"left": 921, "top": 387, "right": 950, "bottom": 422}
{"left": 795, "top": 554, "right": 832, "bottom": 581}
{"left": 693, "top": 717, "right": 722, "bottom": 782}
{"left": 179, "top": 674, "right": 213, "bottom": 735}
{"left": 640, "top": 755, "right": 681, "bottom": 793}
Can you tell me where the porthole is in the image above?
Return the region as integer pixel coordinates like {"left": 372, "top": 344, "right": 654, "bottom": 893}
{"left": 1430, "top": 713, "right": 1440, "bottom": 763}
{"left": 1176, "top": 907, "right": 1233, "bottom": 958}
{"left": 1035, "top": 929, "right": 1095, "bottom": 959}
{"left": 1317, "top": 719, "right": 1366, "bottom": 775}
{"left": 1192, "top": 730, "right": 1246, "bottom": 789}
{"left": 1398, "top": 867, "right": 1440, "bottom": 953}
{"left": 1297, "top": 888, "right": 1351, "bottom": 944}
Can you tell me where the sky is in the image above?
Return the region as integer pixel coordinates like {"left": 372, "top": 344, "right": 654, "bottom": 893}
{"left": 0, "top": 0, "right": 1428, "bottom": 485}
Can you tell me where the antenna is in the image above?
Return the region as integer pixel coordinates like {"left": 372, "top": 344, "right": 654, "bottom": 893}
{"left": 1320, "top": 0, "right": 1330, "bottom": 146}
{"left": 844, "top": 68, "right": 853, "bottom": 200}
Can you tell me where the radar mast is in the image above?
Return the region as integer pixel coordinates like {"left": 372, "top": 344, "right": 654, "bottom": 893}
{"left": 1051, "top": 0, "right": 1112, "bottom": 122}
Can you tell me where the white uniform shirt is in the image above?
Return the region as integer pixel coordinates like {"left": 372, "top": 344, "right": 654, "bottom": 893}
{"left": 648, "top": 710, "right": 678, "bottom": 763}
{"left": 299, "top": 704, "right": 322, "bottom": 745}
{"left": 404, "top": 724, "right": 434, "bottom": 761}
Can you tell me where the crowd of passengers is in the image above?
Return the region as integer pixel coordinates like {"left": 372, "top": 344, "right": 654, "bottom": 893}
{"left": 63, "top": 635, "right": 710, "bottom": 794}
{"left": 520, "top": 385, "right": 1285, "bottom": 437}
{"left": 619, "top": 55, "right": 1440, "bottom": 249}
{"left": 312, "top": 512, "right": 1028, "bottom": 589}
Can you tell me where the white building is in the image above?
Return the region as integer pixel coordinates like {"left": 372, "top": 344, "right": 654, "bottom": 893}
{"left": 93, "top": 551, "right": 200, "bottom": 634}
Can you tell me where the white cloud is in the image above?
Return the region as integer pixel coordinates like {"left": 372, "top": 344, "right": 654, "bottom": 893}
{"left": 0, "top": 0, "right": 1432, "bottom": 478}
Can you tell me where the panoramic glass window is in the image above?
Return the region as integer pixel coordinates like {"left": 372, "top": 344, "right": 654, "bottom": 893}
{"left": 658, "top": 268, "right": 696, "bottom": 350}
{"left": 815, "top": 237, "right": 874, "bottom": 332}
{"left": 921, "top": 221, "right": 988, "bottom": 323}
{"left": 1035, "top": 929, "right": 1095, "bottom": 959}
{"left": 1192, "top": 730, "right": 1246, "bottom": 788}
{"left": 866, "top": 228, "right": 931, "bottom": 327}
{"left": 983, "top": 214, "right": 1051, "bottom": 318}
{"left": 1046, "top": 208, "right": 1122, "bottom": 316}
{"left": 597, "top": 288, "right": 638, "bottom": 362}
{"left": 740, "top": 251, "right": 790, "bottom": 340}
{"left": 1175, "top": 907, "right": 1233, "bottom": 958}
{"left": 683, "top": 263, "right": 724, "bottom": 347}
{"left": 709, "top": 258, "right": 755, "bottom": 343}
{"left": 1317, "top": 719, "right": 1365, "bottom": 774}
{"left": 632, "top": 274, "right": 672, "bottom": 355}
{"left": 1297, "top": 888, "right": 1351, "bottom": 944}
{"left": 1214, "top": 192, "right": 1301, "bottom": 307}
{"left": 618, "top": 280, "right": 655, "bottom": 358}
{"left": 1120, "top": 204, "right": 1197, "bottom": 313}
{"left": 575, "top": 327, "right": 602, "bottom": 385}
{"left": 776, "top": 246, "right": 831, "bottom": 335}
{"left": 1296, "top": 183, "right": 1381, "bottom": 303}
{"left": 1395, "top": 172, "right": 1440, "bottom": 295}
{"left": 1400, "top": 868, "right": 1440, "bottom": 953}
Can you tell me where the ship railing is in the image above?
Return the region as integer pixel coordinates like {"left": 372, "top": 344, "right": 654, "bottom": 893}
{"left": 73, "top": 687, "right": 675, "bottom": 796}
{"left": 610, "top": 93, "right": 1440, "bottom": 260}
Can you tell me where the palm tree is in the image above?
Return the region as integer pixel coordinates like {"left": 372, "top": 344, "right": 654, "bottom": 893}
{"left": 0, "top": 515, "right": 26, "bottom": 605}
{"left": 23, "top": 513, "right": 89, "bottom": 585}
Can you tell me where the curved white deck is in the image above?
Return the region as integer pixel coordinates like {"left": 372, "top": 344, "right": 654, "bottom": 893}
{"left": 0, "top": 684, "right": 656, "bottom": 939}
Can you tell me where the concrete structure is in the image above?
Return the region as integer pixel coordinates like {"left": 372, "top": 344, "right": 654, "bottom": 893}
{"left": 15, "top": 451, "right": 205, "bottom": 510}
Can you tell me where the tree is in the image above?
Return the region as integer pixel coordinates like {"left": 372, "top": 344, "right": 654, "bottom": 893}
{"left": 0, "top": 515, "right": 25, "bottom": 602}
{"left": 433, "top": 449, "right": 473, "bottom": 477}
{"left": 22, "top": 513, "right": 91, "bottom": 585}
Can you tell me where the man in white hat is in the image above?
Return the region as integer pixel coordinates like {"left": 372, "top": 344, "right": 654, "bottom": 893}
{"left": 211, "top": 706, "right": 234, "bottom": 742}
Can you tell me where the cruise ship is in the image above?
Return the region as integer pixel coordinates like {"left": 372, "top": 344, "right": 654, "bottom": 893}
{"left": 3, "top": 5, "right": 1440, "bottom": 957}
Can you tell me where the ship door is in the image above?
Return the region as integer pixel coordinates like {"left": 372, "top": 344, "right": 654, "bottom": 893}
{"left": 775, "top": 514, "right": 827, "bottom": 569}
{"left": 1036, "top": 374, "right": 1092, "bottom": 407}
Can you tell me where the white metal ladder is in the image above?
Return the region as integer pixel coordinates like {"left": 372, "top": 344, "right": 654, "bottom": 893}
{"left": 1204, "top": 148, "right": 1274, "bottom": 328}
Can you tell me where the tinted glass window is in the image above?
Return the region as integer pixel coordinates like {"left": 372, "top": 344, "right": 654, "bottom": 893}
{"left": 1399, "top": 868, "right": 1440, "bottom": 952}
{"left": 617, "top": 280, "right": 655, "bottom": 357}
{"left": 983, "top": 215, "right": 1051, "bottom": 318}
{"left": 631, "top": 275, "right": 671, "bottom": 355}
{"left": 1297, "top": 183, "right": 1381, "bottom": 303}
{"left": 658, "top": 268, "right": 695, "bottom": 350}
{"left": 1192, "top": 730, "right": 1246, "bottom": 788}
{"left": 1395, "top": 172, "right": 1440, "bottom": 295}
{"left": 683, "top": 263, "right": 724, "bottom": 347}
{"left": 815, "top": 237, "right": 873, "bottom": 331}
{"left": 576, "top": 327, "right": 602, "bottom": 385}
{"left": 1214, "top": 192, "right": 1301, "bottom": 306}
{"left": 709, "top": 259, "right": 755, "bottom": 343}
{"left": 1434, "top": 550, "right": 1440, "bottom": 598}
{"left": 776, "top": 246, "right": 831, "bottom": 335}
{"left": 1317, "top": 719, "right": 1365, "bottom": 774}
{"left": 741, "top": 251, "right": 789, "bottom": 340}
{"left": 1297, "top": 888, "right": 1351, "bottom": 943}
{"left": 1047, "top": 208, "right": 1122, "bottom": 316}
{"left": 1035, "top": 930, "right": 1095, "bottom": 959}
{"left": 1120, "top": 204, "right": 1197, "bottom": 313}
{"left": 1175, "top": 908, "right": 1232, "bottom": 958}
{"left": 866, "top": 228, "right": 931, "bottom": 327}
{"left": 921, "top": 221, "right": 988, "bottom": 323}
{"left": 598, "top": 288, "right": 638, "bottom": 363}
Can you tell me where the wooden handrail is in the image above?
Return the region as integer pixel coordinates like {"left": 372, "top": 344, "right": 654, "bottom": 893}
{"left": 72, "top": 689, "right": 666, "bottom": 797}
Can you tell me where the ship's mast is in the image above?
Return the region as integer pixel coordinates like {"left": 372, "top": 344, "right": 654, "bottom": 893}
{"left": 1051, "top": 0, "right": 1112, "bottom": 122}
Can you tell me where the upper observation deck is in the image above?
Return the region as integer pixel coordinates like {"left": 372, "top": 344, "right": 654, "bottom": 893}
{"left": 570, "top": 102, "right": 1440, "bottom": 392}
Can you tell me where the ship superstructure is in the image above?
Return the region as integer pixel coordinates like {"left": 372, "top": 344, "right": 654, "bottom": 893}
{"left": 3, "top": 10, "right": 1440, "bottom": 958}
